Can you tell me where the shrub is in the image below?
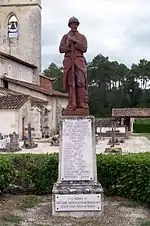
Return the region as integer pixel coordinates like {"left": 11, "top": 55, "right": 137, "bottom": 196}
{"left": 0, "top": 153, "right": 150, "bottom": 203}
{"left": 133, "top": 123, "right": 150, "bottom": 133}
{"left": 0, "top": 156, "right": 13, "bottom": 194}
{"left": 97, "top": 153, "right": 150, "bottom": 202}
{"left": 11, "top": 153, "right": 58, "bottom": 194}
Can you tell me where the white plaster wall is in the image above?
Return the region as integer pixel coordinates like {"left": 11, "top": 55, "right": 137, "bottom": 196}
{"left": 8, "top": 83, "right": 48, "bottom": 101}
{"left": 48, "top": 97, "right": 68, "bottom": 133}
{"left": 17, "top": 100, "right": 42, "bottom": 139}
{"left": 7, "top": 83, "right": 68, "bottom": 133}
{"left": 130, "top": 118, "right": 135, "bottom": 133}
{"left": 16, "top": 100, "right": 30, "bottom": 139}
{"left": 30, "top": 108, "right": 42, "bottom": 138}
{"left": 0, "top": 110, "right": 18, "bottom": 135}
{"left": 0, "top": 1, "right": 41, "bottom": 73}
{"left": 2, "top": 80, "right": 68, "bottom": 135}
{"left": 47, "top": 97, "right": 67, "bottom": 133}
{"left": 0, "top": 57, "right": 36, "bottom": 84}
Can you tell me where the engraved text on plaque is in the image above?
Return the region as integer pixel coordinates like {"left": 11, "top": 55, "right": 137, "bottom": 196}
{"left": 61, "top": 119, "right": 93, "bottom": 181}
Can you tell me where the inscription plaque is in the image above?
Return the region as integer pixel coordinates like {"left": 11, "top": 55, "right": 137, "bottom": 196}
{"left": 61, "top": 119, "right": 93, "bottom": 181}
{"left": 55, "top": 194, "right": 101, "bottom": 211}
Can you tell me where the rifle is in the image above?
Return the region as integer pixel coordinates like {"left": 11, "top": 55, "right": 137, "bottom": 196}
{"left": 71, "top": 41, "right": 76, "bottom": 106}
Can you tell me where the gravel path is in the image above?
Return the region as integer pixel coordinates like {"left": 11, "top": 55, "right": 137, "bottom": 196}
{"left": 0, "top": 135, "right": 149, "bottom": 155}
{"left": 13, "top": 196, "right": 150, "bottom": 226}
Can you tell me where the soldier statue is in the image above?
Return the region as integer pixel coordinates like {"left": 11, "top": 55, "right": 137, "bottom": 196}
{"left": 59, "top": 17, "right": 89, "bottom": 113}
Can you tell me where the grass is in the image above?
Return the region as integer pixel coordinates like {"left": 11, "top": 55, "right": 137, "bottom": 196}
{"left": 132, "top": 133, "right": 150, "bottom": 140}
{"left": 0, "top": 195, "right": 149, "bottom": 225}
{"left": 0, "top": 195, "right": 47, "bottom": 225}
{"left": 0, "top": 214, "right": 22, "bottom": 225}
{"left": 18, "top": 195, "right": 44, "bottom": 211}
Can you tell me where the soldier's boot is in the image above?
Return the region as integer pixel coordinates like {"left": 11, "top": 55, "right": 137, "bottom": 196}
{"left": 77, "top": 87, "right": 85, "bottom": 108}
{"left": 67, "top": 87, "right": 76, "bottom": 109}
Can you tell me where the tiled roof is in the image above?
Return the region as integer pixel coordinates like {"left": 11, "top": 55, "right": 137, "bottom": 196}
{"left": 2, "top": 76, "right": 68, "bottom": 98}
{"left": 0, "top": 87, "right": 48, "bottom": 105}
{"left": 112, "top": 108, "right": 150, "bottom": 117}
{"left": 0, "top": 95, "right": 29, "bottom": 109}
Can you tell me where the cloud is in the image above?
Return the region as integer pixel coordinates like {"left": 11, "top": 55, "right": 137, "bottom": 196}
{"left": 41, "top": 0, "right": 150, "bottom": 70}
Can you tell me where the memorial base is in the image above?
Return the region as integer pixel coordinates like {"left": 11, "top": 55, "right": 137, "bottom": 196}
{"left": 52, "top": 181, "right": 104, "bottom": 217}
{"left": 62, "top": 107, "right": 89, "bottom": 116}
{"left": 52, "top": 116, "right": 104, "bottom": 217}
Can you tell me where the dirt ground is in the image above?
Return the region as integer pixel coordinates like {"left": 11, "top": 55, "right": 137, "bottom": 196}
{"left": 0, "top": 195, "right": 150, "bottom": 226}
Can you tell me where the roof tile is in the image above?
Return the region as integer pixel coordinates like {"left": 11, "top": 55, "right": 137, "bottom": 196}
{"left": 0, "top": 94, "right": 29, "bottom": 109}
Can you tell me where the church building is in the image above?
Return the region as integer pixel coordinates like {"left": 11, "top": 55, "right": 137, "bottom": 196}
{"left": 0, "top": 0, "right": 68, "bottom": 139}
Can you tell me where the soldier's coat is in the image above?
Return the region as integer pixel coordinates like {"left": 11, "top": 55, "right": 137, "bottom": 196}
{"left": 59, "top": 31, "right": 88, "bottom": 91}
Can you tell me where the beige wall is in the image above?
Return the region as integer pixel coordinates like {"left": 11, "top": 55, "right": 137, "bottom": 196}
{"left": 0, "top": 99, "right": 30, "bottom": 139}
{"left": 30, "top": 107, "right": 42, "bottom": 138}
{"left": 0, "top": 57, "right": 36, "bottom": 84}
{"left": 2, "top": 82, "right": 68, "bottom": 136}
{"left": 0, "top": 97, "right": 42, "bottom": 139}
{"left": 0, "top": 1, "right": 41, "bottom": 76}
{"left": 0, "top": 95, "right": 68, "bottom": 138}
{"left": 0, "top": 110, "right": 18, "bottom": 135}
{"left": 17, "top": 99, "right": 31, "bottom": 139}
{"left": 8, "top": 83, "right": 48, "bottom": 101}
{"left": 48, "top": 97, "right": 68, "bottom": 133}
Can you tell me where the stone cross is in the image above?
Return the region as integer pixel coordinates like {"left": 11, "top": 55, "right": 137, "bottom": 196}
{"left": 25, "top": 123, "right": 34, "bottom": 141}
{"left": 111, "top": 121, "right": 116, "bottom": 147}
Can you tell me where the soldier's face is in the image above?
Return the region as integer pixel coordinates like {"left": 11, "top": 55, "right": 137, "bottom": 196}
{"left": 70, "top": 22, "right": 78, "bottom": 32}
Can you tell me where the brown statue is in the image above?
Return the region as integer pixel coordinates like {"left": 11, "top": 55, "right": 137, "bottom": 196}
{"left": 59, "top": 17, "right": 89, "bottom": 115}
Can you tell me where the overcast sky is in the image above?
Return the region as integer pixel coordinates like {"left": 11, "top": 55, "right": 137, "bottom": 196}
{"left": 41, "top": 0, "right": 150, "bottom": 70}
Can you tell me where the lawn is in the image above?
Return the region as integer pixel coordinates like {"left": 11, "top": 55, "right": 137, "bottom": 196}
{"left": 133, "top": 133, "right": 150, "bottom": 140}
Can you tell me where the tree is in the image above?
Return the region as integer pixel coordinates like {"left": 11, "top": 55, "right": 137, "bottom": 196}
{"left": 43, "top": 62, "right": 63, "bottom": 92}
{"left": 42, "top": 55, "right": 150, "bottom": 117}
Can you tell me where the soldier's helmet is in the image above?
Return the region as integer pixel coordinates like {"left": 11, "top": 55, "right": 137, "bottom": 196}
{"left": 68, "top": 17, "right": 80, "bottom": 27}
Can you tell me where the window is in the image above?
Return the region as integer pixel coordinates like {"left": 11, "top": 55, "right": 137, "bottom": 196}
{"left": 8, "top": 15, "right": 19, "bottom": 38}
{"left": 3, "top": 80, "right": 8, "bottom": 89}
{"left": 20, "top": 69, "right": 22, "bottom": 79}
{"left": 8, "top": 65, "right": 12, "bottom": 77}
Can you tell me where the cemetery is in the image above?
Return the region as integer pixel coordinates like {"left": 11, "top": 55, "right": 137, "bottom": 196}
{"left": 0, "top": 2, "right": 150, "bottom": 225}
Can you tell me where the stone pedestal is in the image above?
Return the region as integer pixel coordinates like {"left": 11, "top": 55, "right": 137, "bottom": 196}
{"left": 62, "top": 108, "right": 89, "bottom": 116}
{"left": 52, "top": 116, "right": 104, "bottom": 217}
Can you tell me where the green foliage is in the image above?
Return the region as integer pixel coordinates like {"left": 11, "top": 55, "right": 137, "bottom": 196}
{"left": 135, "top": 118, "right": 150, "bottom": 124}
{"left": 43, "top": 54, "right": 150, "bottom": 116}
{"left": 133, "top": 123, "right": 150, "bottom": 133}
{"left": 42, "top": 62, "right": 63, "bottom": 92}
{"left": 0, "top": 153, "right": 150, "bottom": 203}
{"left": 11, "top": 154, "right": 59, "bottom": 194}
{"left": 97, "top": 153, "right": 150, "bottom": 202}
{"left": 0, "top": 156, "right": 13, "bottom": 194}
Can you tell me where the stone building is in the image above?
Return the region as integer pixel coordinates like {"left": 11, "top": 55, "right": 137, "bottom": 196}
{"left": 0, "top": 0, "right": 41, "bottom": 76}
{"left": 0, "top": 0, "right": 68, "bottom": 139}
{"left": 112, "top": 108, "right": 150, "bottom": 132}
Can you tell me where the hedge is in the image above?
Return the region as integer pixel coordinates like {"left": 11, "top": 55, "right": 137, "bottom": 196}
{"left": 133, "top": 123, "right": 150, "bottom": 133}
{"left": 0, "top": 153, "right": 150, "bottom": 203}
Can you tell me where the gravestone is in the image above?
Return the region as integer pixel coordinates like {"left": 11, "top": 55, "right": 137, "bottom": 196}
{"left": 8, "top": 132, "right": 21, "bottom": 151}
{"left": 0, "top": 132, "right": 21, "bottom": 152}
{"left": 22, "top": 123, "right": 38, "bottom": 149}
{"left": 0, "top": 133, "right": 3, "bottom": 140}
{"left": 52, "top": 116, "right": 104, "bottom": 217}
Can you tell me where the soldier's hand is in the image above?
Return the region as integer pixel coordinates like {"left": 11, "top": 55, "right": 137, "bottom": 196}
{"left": 66, "top": 40, "right": 72, "bottom": 47}
{"left": 68, "top": 35, "right": 77, "bottom": 43}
